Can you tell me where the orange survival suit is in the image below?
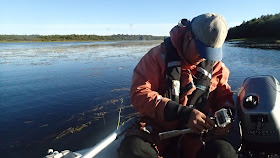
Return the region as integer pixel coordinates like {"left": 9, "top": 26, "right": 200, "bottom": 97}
{"left": 130, "top": 24, "right": 235, "bottom": 158}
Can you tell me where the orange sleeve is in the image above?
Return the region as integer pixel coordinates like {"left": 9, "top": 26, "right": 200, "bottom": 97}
{"left": 209, "top": 62, "right": 235, "bottom": 113}
{"left": 130, "top": 45, "right": 170, "bottom": 122}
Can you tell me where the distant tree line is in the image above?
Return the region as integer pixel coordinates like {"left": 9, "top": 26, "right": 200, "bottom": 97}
{"left": 0, "top": 34, "right": 165, "bottom": 42}
{"left": 227, "top": 13, "right": 280, "bottom": 40}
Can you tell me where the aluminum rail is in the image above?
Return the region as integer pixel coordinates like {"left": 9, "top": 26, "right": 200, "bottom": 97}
{"left": 81, "top": 117, "right": 136, "bottom": 158}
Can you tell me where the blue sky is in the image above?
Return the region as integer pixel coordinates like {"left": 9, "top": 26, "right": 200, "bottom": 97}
{"left": 0, "top": 0, "right": 279, "bottom": 36}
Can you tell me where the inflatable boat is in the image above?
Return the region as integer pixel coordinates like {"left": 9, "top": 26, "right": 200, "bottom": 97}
{"left": 44, "top": 75, "right": 280, "bottom": 158}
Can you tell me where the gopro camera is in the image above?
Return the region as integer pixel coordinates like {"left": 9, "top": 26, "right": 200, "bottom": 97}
{"left": 214, "top": 108, "right": 233, "bottom": 128}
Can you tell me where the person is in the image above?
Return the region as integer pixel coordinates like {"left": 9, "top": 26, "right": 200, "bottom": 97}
{"left": 118, "top": 13, "right": 238, "bottom": 158}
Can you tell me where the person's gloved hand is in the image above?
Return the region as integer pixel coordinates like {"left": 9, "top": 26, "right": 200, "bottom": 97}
{"left": 213, "top": 122, "right": 233, "bottom": 136}
{"left": 185, "top": 109, "right": 215, "bottom": 134}
{"left": 203, "top": 122, "right": 233, "bottom": 142}
{"left": 164, "top": 100, "right": 215, "bottom": 134}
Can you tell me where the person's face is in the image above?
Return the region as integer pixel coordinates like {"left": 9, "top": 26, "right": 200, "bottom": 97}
{"left": 182, "top": 32, "right": 205, "bottom": 65}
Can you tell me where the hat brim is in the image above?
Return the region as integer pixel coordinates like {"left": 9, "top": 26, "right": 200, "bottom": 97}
{"left": 195, "top": 39, "right": 223, "bottom": 61}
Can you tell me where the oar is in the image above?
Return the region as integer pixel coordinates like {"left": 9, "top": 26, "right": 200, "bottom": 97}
{"left": 81, "top": 117, "right": 136, "bottom": 158}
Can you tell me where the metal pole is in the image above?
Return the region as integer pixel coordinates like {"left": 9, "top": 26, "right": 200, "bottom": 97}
{"left": 81, "top": 117, "right": 136, "bottom": 158}
{"left": 159, "top": 128, "right": 193, "bottom": 140}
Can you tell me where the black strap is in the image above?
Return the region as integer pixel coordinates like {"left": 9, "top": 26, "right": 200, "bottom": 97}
{"left": 164, "top": 37, "right": 214, "bottom": 112}
{"left": 187, "top": 60, "right": 214, "bottom": 112}
{"left": 164, "top": 37, "right": 181, "bottom": 103}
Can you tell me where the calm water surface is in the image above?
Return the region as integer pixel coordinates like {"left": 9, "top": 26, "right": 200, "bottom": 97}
{"left": 1, "top": 41, "right": 280, "bottom": 157}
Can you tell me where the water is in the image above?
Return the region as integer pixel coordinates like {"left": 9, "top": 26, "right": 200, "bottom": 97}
{"left": 222, "top": 43, "right": 280, "bottom": 91}
{"left": 1, "top": 41, "right": 280, "bottom": 157}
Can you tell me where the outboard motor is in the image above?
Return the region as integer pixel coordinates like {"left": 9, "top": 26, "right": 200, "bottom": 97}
{"left": 237, "top": 75, "right": 280, "bottom": 157}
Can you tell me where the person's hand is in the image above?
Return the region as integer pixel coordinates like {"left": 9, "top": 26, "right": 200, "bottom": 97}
{"left": 213, "top": 122, "right": 233, "bottom": 136}
{"left": 203, "top": 122, "right": 233, "bottom": 142}
{"left": 185, "top": 109, "right": 215, "bottom": 134}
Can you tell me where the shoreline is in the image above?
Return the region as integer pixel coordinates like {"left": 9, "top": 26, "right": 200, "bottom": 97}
{"left": 2, "top": 39, "right": 280, "bottom": 50}
{"left": 0, "top": 40, "right": 163, "bottom": 47}
{"left": 0, "top": 39, "right": 163, "bottom": 44}
{"left": 0, "top": 34, "right": 165, "bottom": 43}
{"left": 227, "top": 42, "right": 280, "bottom": 50}
{"left": 226, "top": 38, "right": 280, "bottom": 50}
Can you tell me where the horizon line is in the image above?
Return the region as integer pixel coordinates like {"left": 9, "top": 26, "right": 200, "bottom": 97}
{"left": 0, "top": 33, "right": 166, "bottom": 36}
